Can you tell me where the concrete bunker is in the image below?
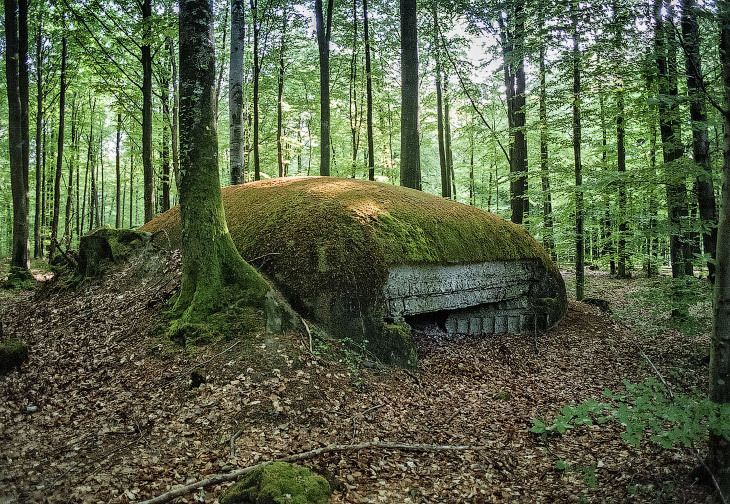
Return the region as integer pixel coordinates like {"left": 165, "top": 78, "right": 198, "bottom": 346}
{"left": 142, "top": 177, "right": 566, "bottom": 366}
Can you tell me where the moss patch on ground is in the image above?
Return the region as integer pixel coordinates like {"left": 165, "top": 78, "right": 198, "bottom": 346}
{"left": 0, "top": 339, "right": 29, "bottom": 374}
{"left": 219, "top": 462, "right": 331, "bottom": 504}
{"left": 78, "top": 226, "right": 152, "bottom": 277}
{"left": 142, "top": 177, "right": 564, "bottom": 364}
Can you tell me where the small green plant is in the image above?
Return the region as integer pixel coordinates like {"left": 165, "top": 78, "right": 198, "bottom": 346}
{"left": 555, "top": 459, "right": 598, "bottom": 489}
{"left": 531, "top": 378, "right": 730, "bottom": 450}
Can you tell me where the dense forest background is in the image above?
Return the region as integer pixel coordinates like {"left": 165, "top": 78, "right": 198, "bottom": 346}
{"left": 0, "top": 0, "right": 726, "bottom": 285}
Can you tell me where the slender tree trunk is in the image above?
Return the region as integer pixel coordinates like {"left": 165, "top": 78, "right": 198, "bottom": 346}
{"left": 129, "top": 152, "right": 134, "bottom": 228}
{"left": 142, "top": 0, "right": 154, "bottom": 223}
{"left": 229, "top": 0, "right": 245, "bottom": 185}
{"left": 315, "top": 0, "right": 334, "bottom": 176}
{"left": 617, "top": 70, "right": 629, "bottom": 278}
{"left": 34, "top": 16, "right": 43, "bottom": 258}
{"left": 572, "top": 2, "right": 584, "bottom": 301}
{"left": 364, "top": 0, "right": 375, "bottom": 181}
{"left": 709, "top": 6, "right": 730, "bottom": 493}
{"left": 161, "top": 82, "right": 171, "bottom": 212}
{"left": 251, "top": 0, "right": 261, "bottom": 181}
{"left": 173, "top": 0, "right": 269, "bottom": 330}
{"left": 116, "top": 113, "right": 122, "bottom": 227}
{"left": 278, "top": 9, "right": 288, "bottom": 178}
{"left": 168, "top": 37, "right": 181, "bottom": 191}
{"left": 41, "top": 123, "right": 47, "bottom": 257}
{"left": 65, "top": 95, "right": 76, "bottom": 241}
{"left": 433, "top": 3, "right": 448, "bottom": 198}
{"left": 399, "top": 0, "right": 421, "bottom": 190}
{"left": 49, "top": 32, "right": 67, "bottom": 260}
{"left": 539, "top": 40, "right": 555, "bottom": 261}
{"left": 682, "top": 0, "right": 718, "bottom": 282}
{"left": 444, "top": 78, "right": 455, "bottom": 199}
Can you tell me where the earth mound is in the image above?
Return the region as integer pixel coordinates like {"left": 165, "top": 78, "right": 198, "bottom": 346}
{"left": 142, "top": 177, "right": 566, "bottom": 366}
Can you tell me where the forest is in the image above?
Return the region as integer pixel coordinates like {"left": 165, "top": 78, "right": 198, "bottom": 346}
{"left": 2, "top": 0, "right": 730, "bottom": 502}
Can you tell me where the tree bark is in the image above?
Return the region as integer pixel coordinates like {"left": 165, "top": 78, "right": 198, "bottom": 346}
{"left": 571, "top": 2, "right": 584, "bottom": 301}
{"left": 433, "top": 4, "right": 448, "bottom": 198}
{"left": 538, "top": 37, "right": 555, "bottom": 261}
{"left": 230, "top": 0, "right": 245, "bottom": 185}
{"left": 364, "top": 0, "right": 375, "bottom": 181}
{"left": 142, "top": 0, "right": 154, "bottom": 223}
{"left": 174, "top": 0, "right": 270, "bottom": 331}
{"left": 444, "top": 79, "right": 455, "bottom": 199}
{"left": 34, "top": 15, "right": 43, "bottom": 258}
{"left": 399, "top": 0, "right": 421, "bottom": 190}
{"left": 49, "top": 32, "right": 67, "bottom": 260}
{"left": 116, "top": 113, "right": 122, "bottom": 227}
{"left": 708, "top": 4, "right": 730, "bottom": 493}
{"left": 278, "top": 8, "right": 288, "bottom": 178}
{"left": 161, "top": 82, "right": 171, "bottom": 212}
{"left": 654, "top": 0, "right": 687, "bottom": 282}
{"left": 168, "top": 37, "right": 181, "bottom": 192}
{"left": 4, "top": 0, "right": 30, "bottom": 271}
{"left": 315, "top": 0, "right": 334, "bottom": 176}
{"left": 682, "top": 0, "right": 718, "bottom": 283}
{"left": 251, "top": 0, "right": 261, "bottom": 181}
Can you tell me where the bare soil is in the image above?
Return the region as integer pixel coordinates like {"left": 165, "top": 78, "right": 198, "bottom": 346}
{"left": 0, "top": 256, "right": 715, "bottom": 503}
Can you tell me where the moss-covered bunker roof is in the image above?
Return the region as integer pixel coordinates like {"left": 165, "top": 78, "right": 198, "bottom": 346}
{"left": 142, "top": 177, "right": 560, "bottom": 322}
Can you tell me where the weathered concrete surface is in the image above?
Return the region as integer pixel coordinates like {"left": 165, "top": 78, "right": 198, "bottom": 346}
{"left": 383, "top": 259, "right": 562, "bottom": 335}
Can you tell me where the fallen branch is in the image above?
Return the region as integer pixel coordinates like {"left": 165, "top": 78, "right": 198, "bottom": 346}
{"left": 230, "top": 429, "right": 243, "bottom": 460}
{"left": 139, "top": 441, "right": 487, "bottom": 504}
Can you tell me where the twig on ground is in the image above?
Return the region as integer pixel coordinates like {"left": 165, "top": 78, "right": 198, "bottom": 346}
{"left": 171, "top": 340, "right": 241, "bottom": 386}
{"left": 351, "top": 403, "right": 386, "bottom": 440}
{"left": 301, "top": 318, "right": 314, "bottom": 357}
{"left": 138, "top": 441, "right": 488, "bottom": 504}
{"left": 403, "top": 368, "right": 421, "bottom": 386}
{"left": 230, "top": 429, "right": 243, "bottom": 460}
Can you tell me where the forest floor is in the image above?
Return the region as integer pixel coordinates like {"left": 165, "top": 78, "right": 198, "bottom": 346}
{"left": 0, "top": 253, "right": 717, "bottom": 504}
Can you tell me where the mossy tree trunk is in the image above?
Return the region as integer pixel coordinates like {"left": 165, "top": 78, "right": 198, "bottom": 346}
{"left": 175, "top": 0, "right": 269, "bottom": 329}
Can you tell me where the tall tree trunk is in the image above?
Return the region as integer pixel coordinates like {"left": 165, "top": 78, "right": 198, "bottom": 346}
{"left": 41, "top": 123, "right": 47, "bottom": 257}
{"left": 278, "top": 8, "right": 288, "bottom": 178}
{"left": 34, "top": 15, "right": 43, "bottom": 258}
{"left": 399, "top": 0, "right": 421, "bottom": 190}
{"left": 161, "top": 82, "right": 171, "bottom": 212}
{"left": 654, "top": 0, "right": 687, "bottom": 282}
{"left": 709, "top": 6, "right": 730, "bottom": 493}
{"left": 571, "top": 2, "right": 584, "bottom": 301}
{"left": 49, "top": 32, "right": 67, "bottom": 260}
{"left": 444, "top": 78, "right": 455, "bottom": 199}
{"left": 142, "top": 0, "right": 154, "bottom": 223}
{"left": 173, "top": 0, "right": 269, "bottom": 331}
{"left": 251, "top": 0, "right": 261, "bottom": 181}
{"left": 364, "top": 0, "right": 375, "bottom": 181}
{"left": 168, "top": 37, "right": 181, "bottom": 191}
{"left": 433, "top": 4, "right": 448, "bottom": 198}
{"left": 129, "top": 152, "right": 134, "bottom": 228}
{"left": 4, "top": 0, "right": 30, "bottom": 271}
{"left": 616, "top": 74, "right": 629, "bottom": 278}
{"left": 65, "top": 95, "right": 76, "bottom": 241}
{"left": 116, "top": 113, "right": 122, "bottom": 227}
{"left": 682, "top": 0, "right": 718, "bottom": 282}
{"left": 538, "top": 38, "right": 555, "bottom": 261}
{"left": 348, "top": 0, "right": 360, "bottom": 179}
{"left": 229, "top": 0, "right": 245, "bottom": 185}
{"left": 315, "top": 0, "right": 334, "bottom": 176}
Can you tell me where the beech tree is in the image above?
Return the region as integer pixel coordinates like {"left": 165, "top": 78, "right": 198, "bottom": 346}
{"left": 4, "top": 0, "right": 30, "bottom": 274}
{"left": 173, "top": 0, "right": 269, "bottom": 332}
{"left": 400, "top": 0, "right": 421, "bottom": 190}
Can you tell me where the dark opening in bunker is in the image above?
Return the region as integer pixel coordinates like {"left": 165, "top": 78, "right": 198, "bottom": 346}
{"left": 404, "top": 310, "right": 450, "bottom": 333}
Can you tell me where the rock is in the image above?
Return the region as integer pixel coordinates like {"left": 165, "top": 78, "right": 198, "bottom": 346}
{"left": 219, "top": 462, "right": 331, "bottom": 504}
{"left": 0, "top": 339, "right": 29, "bottom": 375}
{"left": 583, "top": 298, "right": 612, "bottom": 313}
{"left": 78, "top": 226, "right": 152, "bottom": 277}
{"left": 143, "top": 177, "right": 567, "bottom": 366}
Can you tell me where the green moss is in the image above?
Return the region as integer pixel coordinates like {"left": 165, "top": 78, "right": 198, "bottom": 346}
{"left": 2, "top": 267, "right": 35, "bottom": 290}
{"left": 219, "top": 462, "right": 331, "bottom": 504}
{"left": 78, "top": 226, "right": 152, "bottom": 276}
{"left": 0, "top": 339, "right": 29, "bottom": 374}
{"left": 378, "top": 323, "right": 418, "bottom": 368}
